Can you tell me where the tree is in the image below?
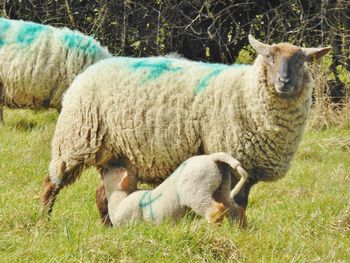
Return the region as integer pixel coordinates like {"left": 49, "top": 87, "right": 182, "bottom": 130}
{"left": 2, "top": 0, "right": 349, "bottom": 101}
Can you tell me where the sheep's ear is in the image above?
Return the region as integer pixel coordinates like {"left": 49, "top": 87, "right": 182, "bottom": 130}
{"left": 249, "top": 35, "right": 271, "bottom": 56}
{"left": 118, "top": 171, "right": 129, "bottom": 190}
{"left": 302, "top": 47, "right": 331, "bottom": 61}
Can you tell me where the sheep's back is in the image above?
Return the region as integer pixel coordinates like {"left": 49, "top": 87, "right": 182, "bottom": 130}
{"left": 0, "top": 18, "right": 111, "bottom": 109}
{"left": 63, "top": 57, "right": 247, "bottom": 182}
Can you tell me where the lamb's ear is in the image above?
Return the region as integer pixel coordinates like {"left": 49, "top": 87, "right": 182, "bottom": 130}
{"left": 302, "top": 47, "right": 331, "bottom": 61}
{"left": 248, "top": 35, "right": 271, "bottom": 56}
{"left": 118, "top": 171, "right": 129, "bottom": 190}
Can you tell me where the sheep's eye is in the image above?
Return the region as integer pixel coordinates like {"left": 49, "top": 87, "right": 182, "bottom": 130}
{"left": 299, "top": 56, "right": 306, "bottom": 65}
{"left": 267, "top": 54, "right": 275, "bottom": 64}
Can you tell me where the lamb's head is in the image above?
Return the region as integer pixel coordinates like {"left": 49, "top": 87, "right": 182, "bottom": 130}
{"left": 248, "top": 35, "right": 331, "bottom": 98}
{"left": 102, "top": 167, "right": 138, "bottom": 194}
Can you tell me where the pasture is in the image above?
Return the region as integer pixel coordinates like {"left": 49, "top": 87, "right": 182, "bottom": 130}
{"left": 0, "top": 108, "right": 349, "bottom": 262}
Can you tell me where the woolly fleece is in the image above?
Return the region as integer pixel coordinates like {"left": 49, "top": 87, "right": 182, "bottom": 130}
{"left": 0, "top": 18, "right": 111, "bottom": 121}
{"left": 48, "top": 53, "right": 312, "bottom": 188}
{"left": 105, "top": 153, "right": 245, "bottom": 226}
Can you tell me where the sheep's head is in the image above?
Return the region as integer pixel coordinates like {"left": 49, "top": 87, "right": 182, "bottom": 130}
{"left": 103, "top": 167, "right": 138, "bottom": 194}
{"left": 249, "top": 35, "right": 331, "bottom": 98}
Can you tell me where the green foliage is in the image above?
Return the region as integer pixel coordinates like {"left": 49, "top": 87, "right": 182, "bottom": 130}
{"left": 3, "top": 1, "right": 349, "bottom": 101}
{"left": 0, "top": 109, "right": 349, "bottom": 261}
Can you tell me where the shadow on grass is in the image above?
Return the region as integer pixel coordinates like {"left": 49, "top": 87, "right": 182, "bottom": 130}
{"left": 12, "top": 119, "right": 39, "bottom": 131}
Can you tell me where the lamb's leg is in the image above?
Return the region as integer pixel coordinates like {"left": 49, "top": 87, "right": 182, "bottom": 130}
{"left": 95, "top": 184, "right": 112, "bottom": 226}
{"left": 193, "top": 200, "right": 229, "bottom": 224}
{"left": 182, "top": 190, "right": 229, "bottom": 224}
{"left": 214, "top": 164, "right": 246, "bottom": 226}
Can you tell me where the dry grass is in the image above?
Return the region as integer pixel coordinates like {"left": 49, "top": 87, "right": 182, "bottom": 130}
{"left": 308, "top": 63, "right": 350, "bottom": 130}
{"left": 331, "top": 205, "right": 350, "bottom": 233}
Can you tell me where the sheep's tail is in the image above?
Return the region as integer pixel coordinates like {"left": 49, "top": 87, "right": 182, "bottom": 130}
{"left": 210, "top": 152, "right": 248, "bottom": 199}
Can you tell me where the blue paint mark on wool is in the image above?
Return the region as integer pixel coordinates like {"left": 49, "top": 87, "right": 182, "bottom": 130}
{"left": 63, "top": 32, "right": 98, "bottom": 55}
{"left": 130, "top": 58, "right": 181, "bottom": 83}
{"left": 0, "top": 18, "right": 49, "bottom": 46}
{"left": 194, "top": 63, "right": 249, "bottom": 94}
{"left": 0, "top": 19, "right": 11, "bottom": 47}
{"left": 139, "top": 190, "right": 162, "bottom": 220}
{"left": 194, "top": 67, "right": 225, "bottom": 94}
{"left": 16, "top": 22, "right": 47, "bottom": 45}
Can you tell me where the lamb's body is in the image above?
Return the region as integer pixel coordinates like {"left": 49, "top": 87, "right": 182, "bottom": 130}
{"left": 43, "top": 37, "right": 330, "bottom": 222}
{"left": 0, "top": 18, "right": 111, "bottom": 124}
{"left": 105, "top": 153, "right": 245, "bottom": 226}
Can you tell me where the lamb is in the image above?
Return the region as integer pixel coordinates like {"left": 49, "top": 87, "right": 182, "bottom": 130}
{"left": 42, "top": 35, "right": 331, "bottom": 225}
{"left": 103, "top": 153, "right": 248, "bottom": 226}
{"left": 0, "top": 18, "right": 111, "bottom": 125}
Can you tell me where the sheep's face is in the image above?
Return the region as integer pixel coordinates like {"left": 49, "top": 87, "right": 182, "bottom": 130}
{"left": 249, "top": 35, "right": 331, "bottom": 98}
{"left": 103, "top": 167, "right": 138, "bottom": 193}
{"left": 264, "top": 44, "right": 306, "bottom": 97}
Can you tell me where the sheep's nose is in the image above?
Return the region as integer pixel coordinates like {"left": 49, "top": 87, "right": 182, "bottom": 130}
{"left": 278, "top": 77, "right": 290, "bottom": 84}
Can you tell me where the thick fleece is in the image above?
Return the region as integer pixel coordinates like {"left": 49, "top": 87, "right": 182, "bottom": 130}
{"left": 104, "top": 153, "right": 248, "bottom": 226}
{"left": 49, "top": 54, "right": 310, "bottom": 186}
{"left": 0, "top": 18, "right": 111, "bottom": 124}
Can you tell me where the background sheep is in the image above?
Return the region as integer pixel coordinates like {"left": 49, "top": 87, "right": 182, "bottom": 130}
{"left": 0, "top": 18, "right": 111, "bottom": 125}
{"left": 104, "top": 153, "right": 248, "bottom": 226}
{"left": 42, "top": 36, "right": 330, "bottom": 225}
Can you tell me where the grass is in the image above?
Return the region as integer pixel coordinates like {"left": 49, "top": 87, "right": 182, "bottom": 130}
{"left": 0, "top": 108, "right": 349, "bottom": 262}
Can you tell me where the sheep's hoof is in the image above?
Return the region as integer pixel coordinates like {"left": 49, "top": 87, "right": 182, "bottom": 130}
{"left": 235, "top": 206, "right": 248, "bottom": 229}
{"left": 209, "top": 202, "right": 229, "bottom": 224}
{"left": 41, "top": 175, "right": 60, "bottom": 218}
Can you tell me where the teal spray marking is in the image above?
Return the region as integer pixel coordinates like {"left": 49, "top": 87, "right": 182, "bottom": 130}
{"left": 62, "top": 32, "right": 98, "bottom": 55}
{"left": 16, "top": 22, "right": 47, "bottom": 45}
{"left": 194, "top": 67, "right": 225, "bottom": 94}
{"left": 138, "top": 161, "right": 188, "bottom": 219}
{"left": 130, "top": 58, "right": 181, "bottom": 83}
{"left": 0, "top": 18, "right": 48, "bottom": 46}
{"left": 0, "top": 19, "right": 11, "bottom": 47}
{"left": 139, "top": 191, "right": 162, "bottom": 220}
{"left": 194, "top": 63, "right": 249, "bottom": 94}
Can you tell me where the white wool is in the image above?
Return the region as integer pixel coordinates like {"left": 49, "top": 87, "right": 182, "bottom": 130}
{"left": 49, "top": 54, "right": 312, "bottom": 187}
{"left": 105, "top": 153, "right": 247, "bottom": 226}
{"left": 0, "top": 18, "right": 111, "bottom": 124}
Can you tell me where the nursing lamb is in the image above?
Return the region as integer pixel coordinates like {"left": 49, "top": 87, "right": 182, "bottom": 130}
{"left": 42, "top": 35, "right": 330, "bottom": 225}
{"left": 103, "top": 153, "right": 248, "bottom": 226}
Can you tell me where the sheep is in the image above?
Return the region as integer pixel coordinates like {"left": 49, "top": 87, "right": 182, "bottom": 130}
{"left": 41, "top": 35, "right": 331, "bottom": 226}
{"left": 0, "top": 17, "right": 111, "bottom": 125}
{"left": 103, "top": 153, "right": 248, "bottom": 226}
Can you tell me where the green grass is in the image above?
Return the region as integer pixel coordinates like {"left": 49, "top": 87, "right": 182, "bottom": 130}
{"left": 0, "top": 108, "right": 349, "bottom": 262}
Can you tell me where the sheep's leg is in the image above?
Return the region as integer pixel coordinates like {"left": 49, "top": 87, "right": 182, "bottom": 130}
{"left": 41, "top": 162, "right": 84, "bottom": 217}
{"left": 231, "top": 178, "right": 257, "bottom": 228}
{"left": 213, "top": 168, "right": 246, "bottom": 228}
{"left": 182, "top": 191, "right": 229, "bottom": 224}
{"left": 42, "top": 175, "right": 61, "bottom": 216}
{"left": 95, "top": 184, "right": 112, "bottom": 226}
{"left": 214, "top": 166, "right": 236, "bottom": 213}
{"left": 192, "top": 199, "right": 229, "bottom": 224}
{"left": 95, "top": 161, "right": 128, "bottom": 226}
{"left": 0, "top": 105, "right": 4, "bottom": 126}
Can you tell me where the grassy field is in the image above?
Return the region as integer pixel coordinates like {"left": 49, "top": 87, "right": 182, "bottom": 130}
{"left": 0, "top": 108, "right": 349, "bottom": 262}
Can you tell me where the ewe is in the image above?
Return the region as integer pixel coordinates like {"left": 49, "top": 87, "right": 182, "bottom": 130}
{"left": 42, "top": 35, "right": 330, "bottom": 225}
{"left": 0, "top": 18, "right": 111, "bottom": 125}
